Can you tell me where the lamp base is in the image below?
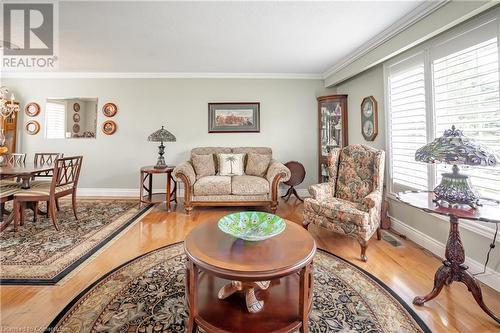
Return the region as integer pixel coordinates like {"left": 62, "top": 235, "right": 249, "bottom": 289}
{"left": 433, "top": 165, "right": 480, "bottom": 209}
{"left": 154, "top": 142, "right": 167, "bottom": 169}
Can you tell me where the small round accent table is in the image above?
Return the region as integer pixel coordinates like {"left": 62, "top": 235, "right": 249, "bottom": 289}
{"left": 281, "top": 161, "right": 306, "bottom": 202}
{"left": 397, "top": 190, "right": 500, "bottom": 324}
{"left": 184, "top": 219, "right": 316, "bottom": 333}
{"left": 139, "top": 165, "right": 177, "bottom": 211}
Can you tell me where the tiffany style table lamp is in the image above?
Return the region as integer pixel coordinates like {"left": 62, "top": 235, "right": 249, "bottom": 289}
{"left": 415, "top": 125, "right": 497, "bottom": 208}
{"left": 148, "top": 125, "right": 176, "bottom": 169}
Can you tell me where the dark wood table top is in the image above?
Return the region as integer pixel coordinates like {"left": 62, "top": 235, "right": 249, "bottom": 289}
{"left": 0, "top": 163, "right": 54, "bottom": 176}
{"left": 140, "top": 165, "right": 175, "bottom": 174}
{"left": 397, "top": 191, "right": 500, "bottom": 224}
{"left": 185, "top": 218, "right": 316, "bottom": 281}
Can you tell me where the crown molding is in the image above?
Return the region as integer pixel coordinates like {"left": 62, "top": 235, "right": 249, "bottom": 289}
{"left": 0, "top": 71, "right": 323, "bottom": 80}
{"left": 321, "top": 0, "right": 449, "bottom": 79}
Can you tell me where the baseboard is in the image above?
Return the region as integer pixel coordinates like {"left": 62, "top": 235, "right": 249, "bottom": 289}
{"left": 390, "top": 216, "right": 500, "bottom": 292}
{"left": 77, "top": 187, "right": 310, "bottom": 198}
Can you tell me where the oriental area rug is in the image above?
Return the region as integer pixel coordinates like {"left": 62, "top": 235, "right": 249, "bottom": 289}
{"left": 0, "top": 200, "right": 152, "bottom": 285}
{"left": 47, "top": 243, "right": 431, "bottom": 333}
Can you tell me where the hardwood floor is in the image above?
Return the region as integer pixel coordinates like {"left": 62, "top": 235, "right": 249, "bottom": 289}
{"left": 1, "top": 198, "right": 499, "bottom": 332}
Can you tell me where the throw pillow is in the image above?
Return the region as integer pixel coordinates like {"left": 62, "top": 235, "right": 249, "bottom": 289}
{"left": 217, "top": 153, "right": 245, "bottom": 176}
{"left": 245, "top": 152, "right": 272, "bottom": 177}
{"left": 192, "top": 154, "right": 216, "bottom": 178}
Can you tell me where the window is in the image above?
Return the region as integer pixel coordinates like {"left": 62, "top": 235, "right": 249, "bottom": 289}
{"left": 387, "top": 53, "right": 429, "bottom": 192}
{"left": 386, "top": 17, "right": 500, "bottom": 201}
{"left": 45, "top": 101, "right": 66, "bottom": 139}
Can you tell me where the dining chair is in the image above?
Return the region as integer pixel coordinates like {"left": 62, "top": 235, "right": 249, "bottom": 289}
{"left": 13, "top": 156, "right": 83, "bottom": 231}
{"left": 33, "top": 153, "right": 64, "bottom": 214}
{"left": 5, "top": 153, "right": 26, "bottom": 166}
{"left": 0, "top": 181, "right": 21, "bottom": 223}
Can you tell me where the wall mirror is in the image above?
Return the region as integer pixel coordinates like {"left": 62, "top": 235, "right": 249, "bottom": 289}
{"left": 45, "top": 98, "right": 98, "bottom": 139}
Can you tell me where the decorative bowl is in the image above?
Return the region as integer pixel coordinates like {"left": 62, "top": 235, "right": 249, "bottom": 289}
{"left": 217, "top": 212, "right": 286, "bottom": 241}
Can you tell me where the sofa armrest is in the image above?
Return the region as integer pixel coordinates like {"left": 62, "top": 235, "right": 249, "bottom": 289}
{"left": 308, "top": 183, "right": 333, "bottom": 201}
{"left": 266, "top": 160, "right": 291, "bottom": 184}
{"left": 173, "top": 161, "right": 196, "bottom": 186}
{"left": 361, "top": 190, "right": 383, "bottom": 212}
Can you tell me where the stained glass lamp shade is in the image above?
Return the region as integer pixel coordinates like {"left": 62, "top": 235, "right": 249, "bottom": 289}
{"left": 148, "top": 126, "right": 176, "bottom": 169}
{"left": 415, "top": 126, "right": 497, "bottom": 208}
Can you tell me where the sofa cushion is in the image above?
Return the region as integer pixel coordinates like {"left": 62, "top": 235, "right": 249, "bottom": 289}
{"left": 232, "top": 175, "right": 269, "bottom": 195}
{"left": 193, "top": 176, "right": 231, "bottom": 196}
{"left": 245, "top": 152, "right": 272, "bottom": 177}
{"left": 192, "top": 154, "right": 216, "bottom": 178}
{"left": 191, "top": 147, "right": 231, "bottom": 173}
{"left": 217, "top": 153, "right": 245, "bottom": 176}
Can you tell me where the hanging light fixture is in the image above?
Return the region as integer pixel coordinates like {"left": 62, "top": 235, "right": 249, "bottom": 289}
{"left": 0, "top": 86, "right": 20, "bottom": 119}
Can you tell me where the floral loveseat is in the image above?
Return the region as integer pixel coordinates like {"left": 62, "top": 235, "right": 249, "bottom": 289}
{"left": 173, "top": 147, "right": 290, "bottom": 214}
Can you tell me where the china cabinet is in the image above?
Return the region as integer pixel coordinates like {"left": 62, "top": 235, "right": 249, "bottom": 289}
{"left": 317, "top": 94, "right": 348, "bottom": 182}
{"left": 1, "top": 114, "right": 17, "bottom": 153}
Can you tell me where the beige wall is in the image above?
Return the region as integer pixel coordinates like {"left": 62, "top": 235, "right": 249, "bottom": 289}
{"left": 5, "top": 78, "right": 328, "bottom": 190}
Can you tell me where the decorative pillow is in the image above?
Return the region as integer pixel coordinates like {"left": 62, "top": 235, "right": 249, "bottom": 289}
{"left": 217, "top": 153, "right": 245, "bottom": 176}
{"left": 245, "top": 152, "right": 272, "bottom": 177}
{"left": 191, "top": 154, "right": 216, "bottom": 178}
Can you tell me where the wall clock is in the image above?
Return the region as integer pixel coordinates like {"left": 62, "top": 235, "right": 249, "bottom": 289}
{"left": 361, "top": 96, "right": 378, "bottom": 141}
{"left": 25, "top": 102, "right": 40, "bottom": 117}
{"left": 73, "top": 103, "right": 80, "bottom": 112}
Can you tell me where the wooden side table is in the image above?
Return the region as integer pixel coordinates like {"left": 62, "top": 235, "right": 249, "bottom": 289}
{"left": 281, "top": 161, "right": 306, "bottom": 202}
{"left": 397, "top": 191, "right": 499, "bottom": 324}
{"left": 139, "top": 165, "right": 177, "bottom": 211}
{"left": 184, "top": 219, "right": 316, "bottom": 333}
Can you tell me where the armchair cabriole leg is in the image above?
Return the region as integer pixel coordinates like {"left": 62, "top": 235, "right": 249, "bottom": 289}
{"left": 359, "top": 239, "right": 368, "bottom": 262}
{"left": 377, "top": 227, "right": 381, "bottom": 240}
{"left": 303, "top": 220, "right": 310, "bottom": 230}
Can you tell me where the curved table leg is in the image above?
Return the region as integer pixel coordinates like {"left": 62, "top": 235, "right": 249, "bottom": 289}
{"left": 461, "top": 270, "right": 500, "bottom": 324}
{"left": 413, "top": 265, "right": 451, "bottom": 305}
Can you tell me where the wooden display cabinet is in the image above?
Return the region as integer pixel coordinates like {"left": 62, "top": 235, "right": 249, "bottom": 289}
{"left": 317, "top": 95, "right": 348, "bottom": 183}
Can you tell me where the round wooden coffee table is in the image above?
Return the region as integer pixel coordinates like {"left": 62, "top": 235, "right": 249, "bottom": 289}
{"left": 184, "top": 218, "right": 316, "bottom": 333}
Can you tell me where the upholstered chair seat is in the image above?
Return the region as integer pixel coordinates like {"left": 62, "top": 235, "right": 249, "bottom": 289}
{"left": 303, "top": 144, "right": 385, "bottom": 262}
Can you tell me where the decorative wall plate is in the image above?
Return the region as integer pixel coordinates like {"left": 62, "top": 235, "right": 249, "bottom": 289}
{"left": 361, "top": 96, "right": 378, "bottom": 141}
{"left": 73, "top": 124, "right": 80, "bottom": 133}
{"left": 73, "top": 113, "right": 80, "bottom": 122}
{"left": 73, "top": 103, "right": 80, "bottom": 112}
{"left": 102, "top": 103, "right": 117, "bottom": 117}
{"left": 25, "top": 120, "right": 40, "bottom": 135}
{"left": 25, "top": 102, "right": 40, "bottom": 117}
{"left": 102, "top": 120, "right": 117, "bottom": 135}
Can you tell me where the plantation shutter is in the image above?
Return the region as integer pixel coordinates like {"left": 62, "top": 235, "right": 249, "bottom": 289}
{"left": 387, "top": 53, "right": 429, "bottom": 191}
{"left": 431, "top": 20, "right": 500, "bottom": 200}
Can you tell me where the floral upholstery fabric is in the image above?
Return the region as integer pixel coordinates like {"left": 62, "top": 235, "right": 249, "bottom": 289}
{"left": 266, "top": 159, "right": 291, "bottom": 191}
{"left": 191, "top": 154, "right": 216, "bottom": 179}
{"left": 336, "top": 145, "right": 384, "bottom": 204}
{"left": 245, "top": 153, "right": 272, "bottom": 177}
{"left": 326, "top": 148, "right": 341, "bottom": 195}
{"left": 303, "top": 144, "right": 385, "bottom": 243}
{"left": 193, "top": 176, "right": 231, "bottom": 196}
{"left": 191, "top": 147, "right": 231, "bottom": 173}
{"left": 231, "top": 175, "right": 269, "bottom": 195}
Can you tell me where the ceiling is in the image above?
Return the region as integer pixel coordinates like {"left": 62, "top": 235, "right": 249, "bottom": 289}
{"left": 53, "top": 1, "right": 425, "bottom": 75}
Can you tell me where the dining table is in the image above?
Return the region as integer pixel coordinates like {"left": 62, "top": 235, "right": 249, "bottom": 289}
{"left": 0, "top": 162, "right": 55, "bottom": 231}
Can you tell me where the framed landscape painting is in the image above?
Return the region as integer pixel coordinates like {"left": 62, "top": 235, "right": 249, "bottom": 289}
{"left": 208, "top": 102, "right": 260, "bottom": 133}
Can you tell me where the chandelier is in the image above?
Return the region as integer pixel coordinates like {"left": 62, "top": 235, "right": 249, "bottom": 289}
{"left": 0, "top": 86, "right": 19, "bottom": 119}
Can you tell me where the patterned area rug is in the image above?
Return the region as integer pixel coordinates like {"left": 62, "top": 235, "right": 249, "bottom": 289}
{"left": 47, "top": 243, "right": 431, "bottom": 333}
{"left": 0, "top": 200, "right": 151, "bottom": 285}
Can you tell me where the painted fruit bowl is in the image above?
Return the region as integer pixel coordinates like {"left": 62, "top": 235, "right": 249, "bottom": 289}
{"left": 218, "top": 212, "right": 286, "bottom": 241}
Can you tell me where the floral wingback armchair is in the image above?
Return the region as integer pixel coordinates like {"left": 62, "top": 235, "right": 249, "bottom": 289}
{"left": 303, "top": 144, "right": 385, "bottom": 262}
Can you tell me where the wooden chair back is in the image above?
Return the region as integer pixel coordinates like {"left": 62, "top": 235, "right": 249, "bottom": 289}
{"left": 34, "top": 153, "right": 64, "bottom": 178}
{"left": 6, "top": 153, "right": 26, "bottom": 166}
{"left": 51, "top": 156, "right": 83, "bottom": 191}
